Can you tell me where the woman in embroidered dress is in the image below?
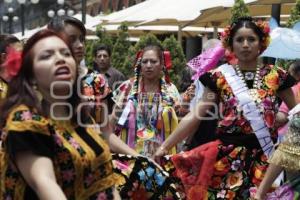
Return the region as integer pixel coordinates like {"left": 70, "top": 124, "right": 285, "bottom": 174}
{"left": 111, "top": 44, "right": 181, "bottom": 157}
{"left": 254, "top": 105, "right": 300, "bottom": 199}
{"left": 47, "top": 17, "right": 182, "bottom": 199}
{"left": 47, "top": 16, "right": 112, "bottom": 126}
{"left": 0, "top": 29, "right": 127, "bottom": 199}
{"left": 154, "top": 16, "right": 298, "bottom": 199}
{"left": 0, "top": 30, "right": 182, "bottom": 200}
{"left": 108, "top": 44, "right": 184, "bottom": 199}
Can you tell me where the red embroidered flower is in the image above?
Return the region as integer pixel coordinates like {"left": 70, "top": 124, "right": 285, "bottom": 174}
{"left": 2, "top": 47, "right": 22, "bottom": 78}
{"left": 264, "top": 110, "right": 275, "bottom": 128}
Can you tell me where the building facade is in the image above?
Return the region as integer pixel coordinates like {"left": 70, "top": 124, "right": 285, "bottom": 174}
{"left": 0, "top": 0, "right": 145, "bottom": 34}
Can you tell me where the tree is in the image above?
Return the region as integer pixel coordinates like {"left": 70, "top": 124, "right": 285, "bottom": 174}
{"left": 85, "top": 39, "right": 96, "bottom": 68}
{"left": 287, "top": 0, "right": 300, "bottom": 27}
{"left": 230, "top": 0, "right": 250, "bottom": 24}
{"left": 162, "top": 35, "right": 186, "bottom": 90}
{"left": 95, "top": 25, "right": 115, "bottom": 52}
{"left": 122, "top": 45, "right": 137, "bottom": 78}
{"left": 111, "top": 23, "right": 131, "bottom": 78}
{"left": 275, "top": 0, "right": 300, "bottom": 70}
{"left": 134, "top": 33, "right": 162, "bottom": 51}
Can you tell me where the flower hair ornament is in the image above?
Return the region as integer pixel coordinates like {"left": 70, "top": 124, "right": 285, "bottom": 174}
{"left": 220, "top": 18, "right": 270, "bottom": 53}
{"left": 2, "top": 46, "right": 22, "bottom": 78}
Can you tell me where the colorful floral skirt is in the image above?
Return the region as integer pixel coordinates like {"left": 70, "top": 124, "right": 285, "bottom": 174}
{"left": 112, "top": 154, "right": 184, "bottom": 200}
{"left": 206, "top": 144, "right": 268, "bottom": 200}
{"left": 157, "top": 140, "right": 269, "bottom": 200}
{"left": 266, "top": 176, "right": 300, "bottom": 200}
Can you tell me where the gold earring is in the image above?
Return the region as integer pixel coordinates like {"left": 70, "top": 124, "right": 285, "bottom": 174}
{"left": 32, "top": 83, "right": 43, "bottom": 102}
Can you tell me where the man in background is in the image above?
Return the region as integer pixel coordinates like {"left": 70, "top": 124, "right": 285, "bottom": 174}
{"left": 93, "top": 44, "right": 126, "bottom": 114}
{"left": 93, "top": 44, "right": 125, "bottom": 91}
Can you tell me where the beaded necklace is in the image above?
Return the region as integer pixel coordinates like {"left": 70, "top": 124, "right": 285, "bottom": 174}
{"left": 139, "top": 80, "right": 161, "bottom": 132}
{"left": 235, "top": 65, "right": 262, "bottom": 102}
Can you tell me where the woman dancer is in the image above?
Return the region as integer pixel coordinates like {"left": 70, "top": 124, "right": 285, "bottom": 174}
{"left": 111, "top": 44, "right": 181, "bottom": 157}
{"left": 0, "top": 29, "right": 124, "bottom": 199}
{"left": 154, "top": 17, "right": 298, "bottom": 199}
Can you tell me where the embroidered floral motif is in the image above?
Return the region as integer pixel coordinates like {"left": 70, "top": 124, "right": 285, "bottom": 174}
{"left": 213, "top": 65, "right": 284, "bottom": 139}
{"left": 113, "top": 154, "right": 183, "bottom": 200}
{"left": 2, "top": 106, "right": 116, "bottom": 199}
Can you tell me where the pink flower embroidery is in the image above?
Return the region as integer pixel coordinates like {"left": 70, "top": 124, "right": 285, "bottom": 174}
{"left": 21, "top": 111, "right": 32, "bottom": 120}
{"left": 54, "top": 134, "right": 63, "bottom": 146}
{"left": 62, "top": 169, "right": 75, "bottom": 182}
{"left": 85, "top": 174, "right": 94, "bottom": 186}
{"left": 217, "top": 190, "right": 226, "bottom": 198}
{"left": 5, "top": 196, "right": 13, "bottom": 200}
{"left": 69, "top": 138, "right": 80, "bottom": 149}
{"left": 97, "top": 192, "right": 107, "bottom": 200}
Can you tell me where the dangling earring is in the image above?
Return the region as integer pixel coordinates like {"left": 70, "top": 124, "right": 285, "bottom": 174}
{"left": 32, "top": 82, "right": 43, "bottom": 103}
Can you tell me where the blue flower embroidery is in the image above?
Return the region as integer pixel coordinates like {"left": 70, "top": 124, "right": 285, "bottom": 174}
{"left": 154, "top": 173, "right": 166, "bottom": 186}
{"left": 138, "top": 170, "right": 146, "bottom": 181}
{"left": 145, "top": 167, "right": 155, "bottom": 177}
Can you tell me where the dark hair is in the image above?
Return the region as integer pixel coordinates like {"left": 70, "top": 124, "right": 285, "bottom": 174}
{"left": 0, "top": 34, "right": 20, "bottom": 53}
{"left": 47, "top": 16, "right": 86, "bottom": 37}
{"left": 228, "top": 16, "right": 266, "bottom": 49}
{"left": 0, "top": 29, "right": 80, "bottom": 128}
{"left": 93, "top": 44, "right": 111, "bottom": 57}
{"left": 132, "top": 44, "right": 166, "bottom": 100}
{"left": 289, "top": 60, "right": 300, "bottom": 75}
{"left": 142, "top": 44, "right": 164, "bottom": 63}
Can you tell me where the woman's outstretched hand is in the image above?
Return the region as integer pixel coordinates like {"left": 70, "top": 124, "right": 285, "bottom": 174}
{"left": 153, "top": 146, "right": 168, "bottom": 164}
{"left": 252, "top": 191, "right": 265, "bottom": 200}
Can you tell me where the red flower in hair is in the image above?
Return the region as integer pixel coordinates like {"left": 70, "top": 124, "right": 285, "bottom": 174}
{"left": 2, "top": 47, "right": 22, "bottom": 78}
{"left": 224, "top": 50, "right": 238, "bottom": 65}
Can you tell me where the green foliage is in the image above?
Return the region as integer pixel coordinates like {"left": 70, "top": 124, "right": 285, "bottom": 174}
{"left": 276, "top": 59, "right": 294, "bottom": 70}
{"left": 111, "top": 23, "right": 131, "bottom": 78}
{"left": 134, "top": 33, "right": 162, "bottom": 51}
{"left": 85, "top": 40, "right": 95, "bottom": 68}
{"left": 230, "top": 0, "right": 250, "bottom": 24}
{"left": 95, "top": 25, "right": 114, "bottom": 51}
{"left": 287, "top": 0, "right": 300, "bottom": 27}
{"left": 162, "top": 35, "right": 186, "bottom": 90}
{"left": 275, "top": 1, "right": 300, "bottom": 70}
{"left": 122, "top": 45, "right": 137, "bottom": 78}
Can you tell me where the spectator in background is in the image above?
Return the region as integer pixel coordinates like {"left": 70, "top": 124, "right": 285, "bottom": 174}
{"left": 276, "top": 60, "right": 300, "bottom": 138}
{"left": 93, "top": 44, "right": 126, "bottom": 91}
{"left": 92, "top": 44, "right": 126, "bottom": 114}
{"left": 275, "top": 60, "right": 300, "bottom": 182}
